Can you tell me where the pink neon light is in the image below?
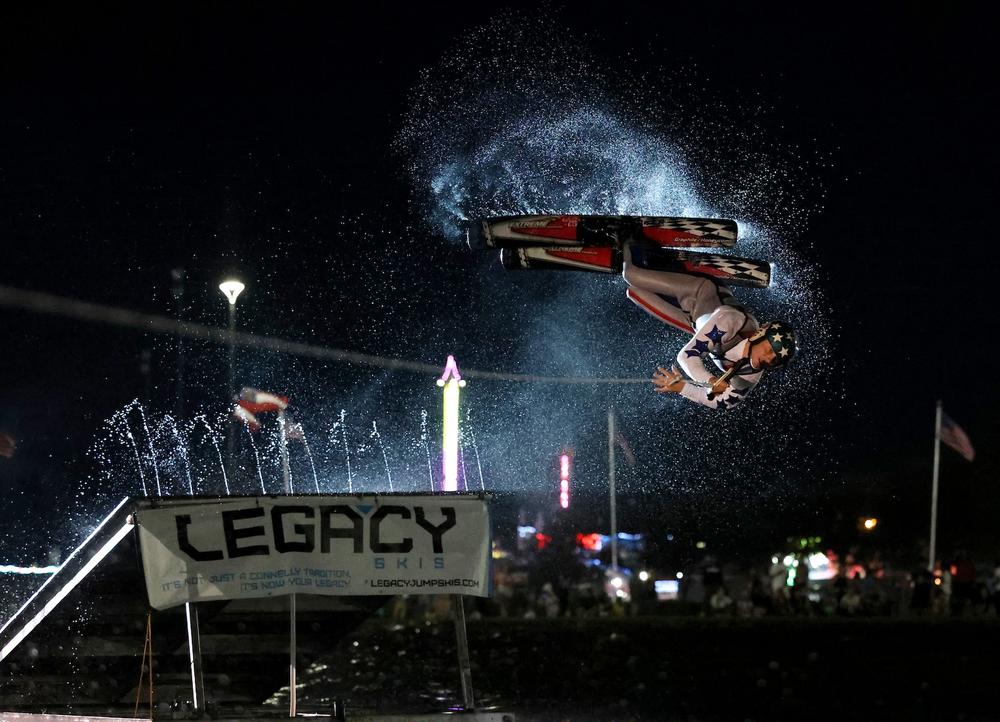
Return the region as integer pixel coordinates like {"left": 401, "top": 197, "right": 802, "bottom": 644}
{"left": 439, "top": 355, "right": 463, "bottom": 383}
{"left": 560, "top": 453, "right": 570, "bottom": 508}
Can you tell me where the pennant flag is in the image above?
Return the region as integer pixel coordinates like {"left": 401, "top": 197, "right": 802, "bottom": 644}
{"left": 238, "top": 399, "right": 285, "bottom": 415}
{"left": 616, "top": 431, "right": 637, "bottom": 467}
{"left": 239, "top": 387, "right": 289, "bottom": 413}
{"left": 939, "top": 411, "right": 975, "bottom": 462}
{"left": 232, "top": 404, "right": 260, "bottom": 432}
{"left": 0, "top": 432, "right": 15, "bottom": 459}
{"left": 609, "top": 410, "right": 637, "bottom": 467}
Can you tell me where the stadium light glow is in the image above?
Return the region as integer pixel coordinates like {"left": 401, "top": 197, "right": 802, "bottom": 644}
{"left": 605, "top": 569, "right": 631, "bottom": 602}
{"left": 806, "top": 550, "right": 837, "bottom": 581}
{"left": 218, "top": 279, "right": 245, "bottom": 306}
{"left": 576, "top": 533, "right": 603, "bottom": 551}
{"left": 436, "top": 355, "right": 466, "bottom": 492}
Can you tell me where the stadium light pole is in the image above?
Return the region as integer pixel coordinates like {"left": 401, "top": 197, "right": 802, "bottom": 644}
{"left": 608, "top": 407, "right": 618, "bottom": 571}
{"left": 219, "top": 279, "right": 245, "bottom": 477}
{"left": 171, "top": 268, "right": 186, "bottom": 419}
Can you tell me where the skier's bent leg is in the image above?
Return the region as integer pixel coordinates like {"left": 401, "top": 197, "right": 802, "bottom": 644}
{"left": 625, "top": 287, "right": 694, "bottom": 334}
{"left": 624, "top": 254, "right": 732, "bottom": 323}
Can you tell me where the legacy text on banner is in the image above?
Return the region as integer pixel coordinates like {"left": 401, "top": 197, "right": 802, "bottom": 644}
{"left": 136, "top": 495, "right": 492, "bottom": 610}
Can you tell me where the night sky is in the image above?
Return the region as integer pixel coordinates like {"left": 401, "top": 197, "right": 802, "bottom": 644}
{"left": 2, "top": 4, "right": 998, "bottom": 563}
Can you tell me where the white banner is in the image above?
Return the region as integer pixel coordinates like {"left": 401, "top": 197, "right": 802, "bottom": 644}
{"left": 137, "top": 495, "right": 491, "bottom": 610}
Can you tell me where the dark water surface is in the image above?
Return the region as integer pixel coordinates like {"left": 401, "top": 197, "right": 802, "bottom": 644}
{"left": 4, "top": 599, "right": 1000, "bottom": 722}
{"left": 280, "top": 616, "right": 1000, "bottom": 722}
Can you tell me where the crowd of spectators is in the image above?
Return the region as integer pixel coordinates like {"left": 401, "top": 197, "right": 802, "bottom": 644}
{"left": 469, "top": 549, "right": 1000, "bottom": 620}
{"left": 741, "top": 550, "right": 1000, "bottom": 618}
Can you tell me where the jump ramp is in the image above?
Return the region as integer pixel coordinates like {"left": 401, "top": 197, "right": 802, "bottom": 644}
{"left": 0, "top": 495, "right": 510, "bottom": 721}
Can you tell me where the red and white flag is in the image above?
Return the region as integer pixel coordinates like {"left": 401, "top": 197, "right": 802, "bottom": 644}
{"left": 232, "top": 404, "right": 261, "bottom": 432}
{"left": 239, "top": 387, "right": 289, "bottom": 414}
{"left": 0, "top": 432, "right": 16, "bottom": 459}
{"left": 939, "top": 411, "right": 975, "bottom": 462}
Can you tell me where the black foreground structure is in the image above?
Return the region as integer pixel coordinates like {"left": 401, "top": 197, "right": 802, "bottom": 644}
{"left": 0, "top": 496, "right": 511, "bottom": 721}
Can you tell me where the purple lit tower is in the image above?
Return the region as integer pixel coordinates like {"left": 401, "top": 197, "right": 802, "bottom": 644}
{"left": 436, "top": 356, "right": 466, "bottom": 492}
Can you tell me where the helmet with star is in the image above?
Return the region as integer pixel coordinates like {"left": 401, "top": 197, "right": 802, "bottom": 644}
{"left": 749, "top": 321, "right": 796, "bottom": 369}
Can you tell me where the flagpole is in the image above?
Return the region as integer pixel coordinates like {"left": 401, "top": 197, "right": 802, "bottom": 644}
{"left": 279, "top": 410, "right": 292, "bottom": 494}
{"left": 608, "top": 407, "right": 618, "bottom": 571}
{"left": 227, "top": 301, "right": 236, "bottom": 476}
{"left": 289, "top": 592, "right": 297, "bottom": 717}
{"left": 928, "top": 399, "right": 942, "bottom": 573}
{"left": 278, "top": 407, "right": 297, "bottom": 717}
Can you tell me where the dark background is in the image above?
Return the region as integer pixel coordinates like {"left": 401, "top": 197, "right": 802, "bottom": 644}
{"left": 1, "top": 4, "right": 998, "bottom": 562}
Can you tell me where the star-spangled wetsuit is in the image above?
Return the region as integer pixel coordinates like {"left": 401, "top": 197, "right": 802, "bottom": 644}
{"left": 675, "top": 307, "right": 761, "bottom": 408}
{"left": 623, "top": 246, "right": 761, "bottom": 409}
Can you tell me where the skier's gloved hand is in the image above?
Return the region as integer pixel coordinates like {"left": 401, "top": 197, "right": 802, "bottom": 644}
{"left": 653, "top": 365, "right": 686, "bottom": 394}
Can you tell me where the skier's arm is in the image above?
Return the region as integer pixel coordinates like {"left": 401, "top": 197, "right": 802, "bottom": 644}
{"left": 653, "top": 366, "right": 755, "bottom": 409}
{"left": 656, "top": 307, "right": 759, "bottom": 408}
{"left": 676, "top": 336, "right": 716, "bottom": 386}
{"left": 678, "top": 376, "right": 755, "bottom": 409}
{"left": 675, "top": 308, "right": 746, "bottom": 384}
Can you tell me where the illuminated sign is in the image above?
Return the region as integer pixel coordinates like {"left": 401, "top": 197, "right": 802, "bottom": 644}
{"left": 655, "top": 579, "right": 679, "bottom": 601}
{"left": 576, "top": 533, "right": 603, "bottom": 551}
{"left": 137, "top": 495, "right": 492, "bottom": 608}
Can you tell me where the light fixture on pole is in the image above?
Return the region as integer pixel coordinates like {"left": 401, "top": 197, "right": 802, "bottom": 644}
{"left": 219, "top": 279, "right": 245, "bottom": 307}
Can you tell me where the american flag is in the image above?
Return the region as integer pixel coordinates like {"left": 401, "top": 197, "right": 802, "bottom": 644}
{"left": 232, "top": 404, "right": 260, "bottom": 432}
{"left": 939, "top": 411, "right": 975, "bottom": 462}
{"left": 239, "top": 387, "right": 289, "bottom": 413}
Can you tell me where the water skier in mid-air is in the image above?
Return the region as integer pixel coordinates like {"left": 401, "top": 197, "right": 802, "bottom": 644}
{"left": 469, "top": 214, "right": 797, "bottom": 408}
{"left": 622, "top": 245, "right": 796, "bottom": 409}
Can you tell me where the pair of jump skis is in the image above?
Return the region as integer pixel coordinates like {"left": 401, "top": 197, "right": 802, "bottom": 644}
{"left": 467, "top": 215, "right": 796, "bottom": 409}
